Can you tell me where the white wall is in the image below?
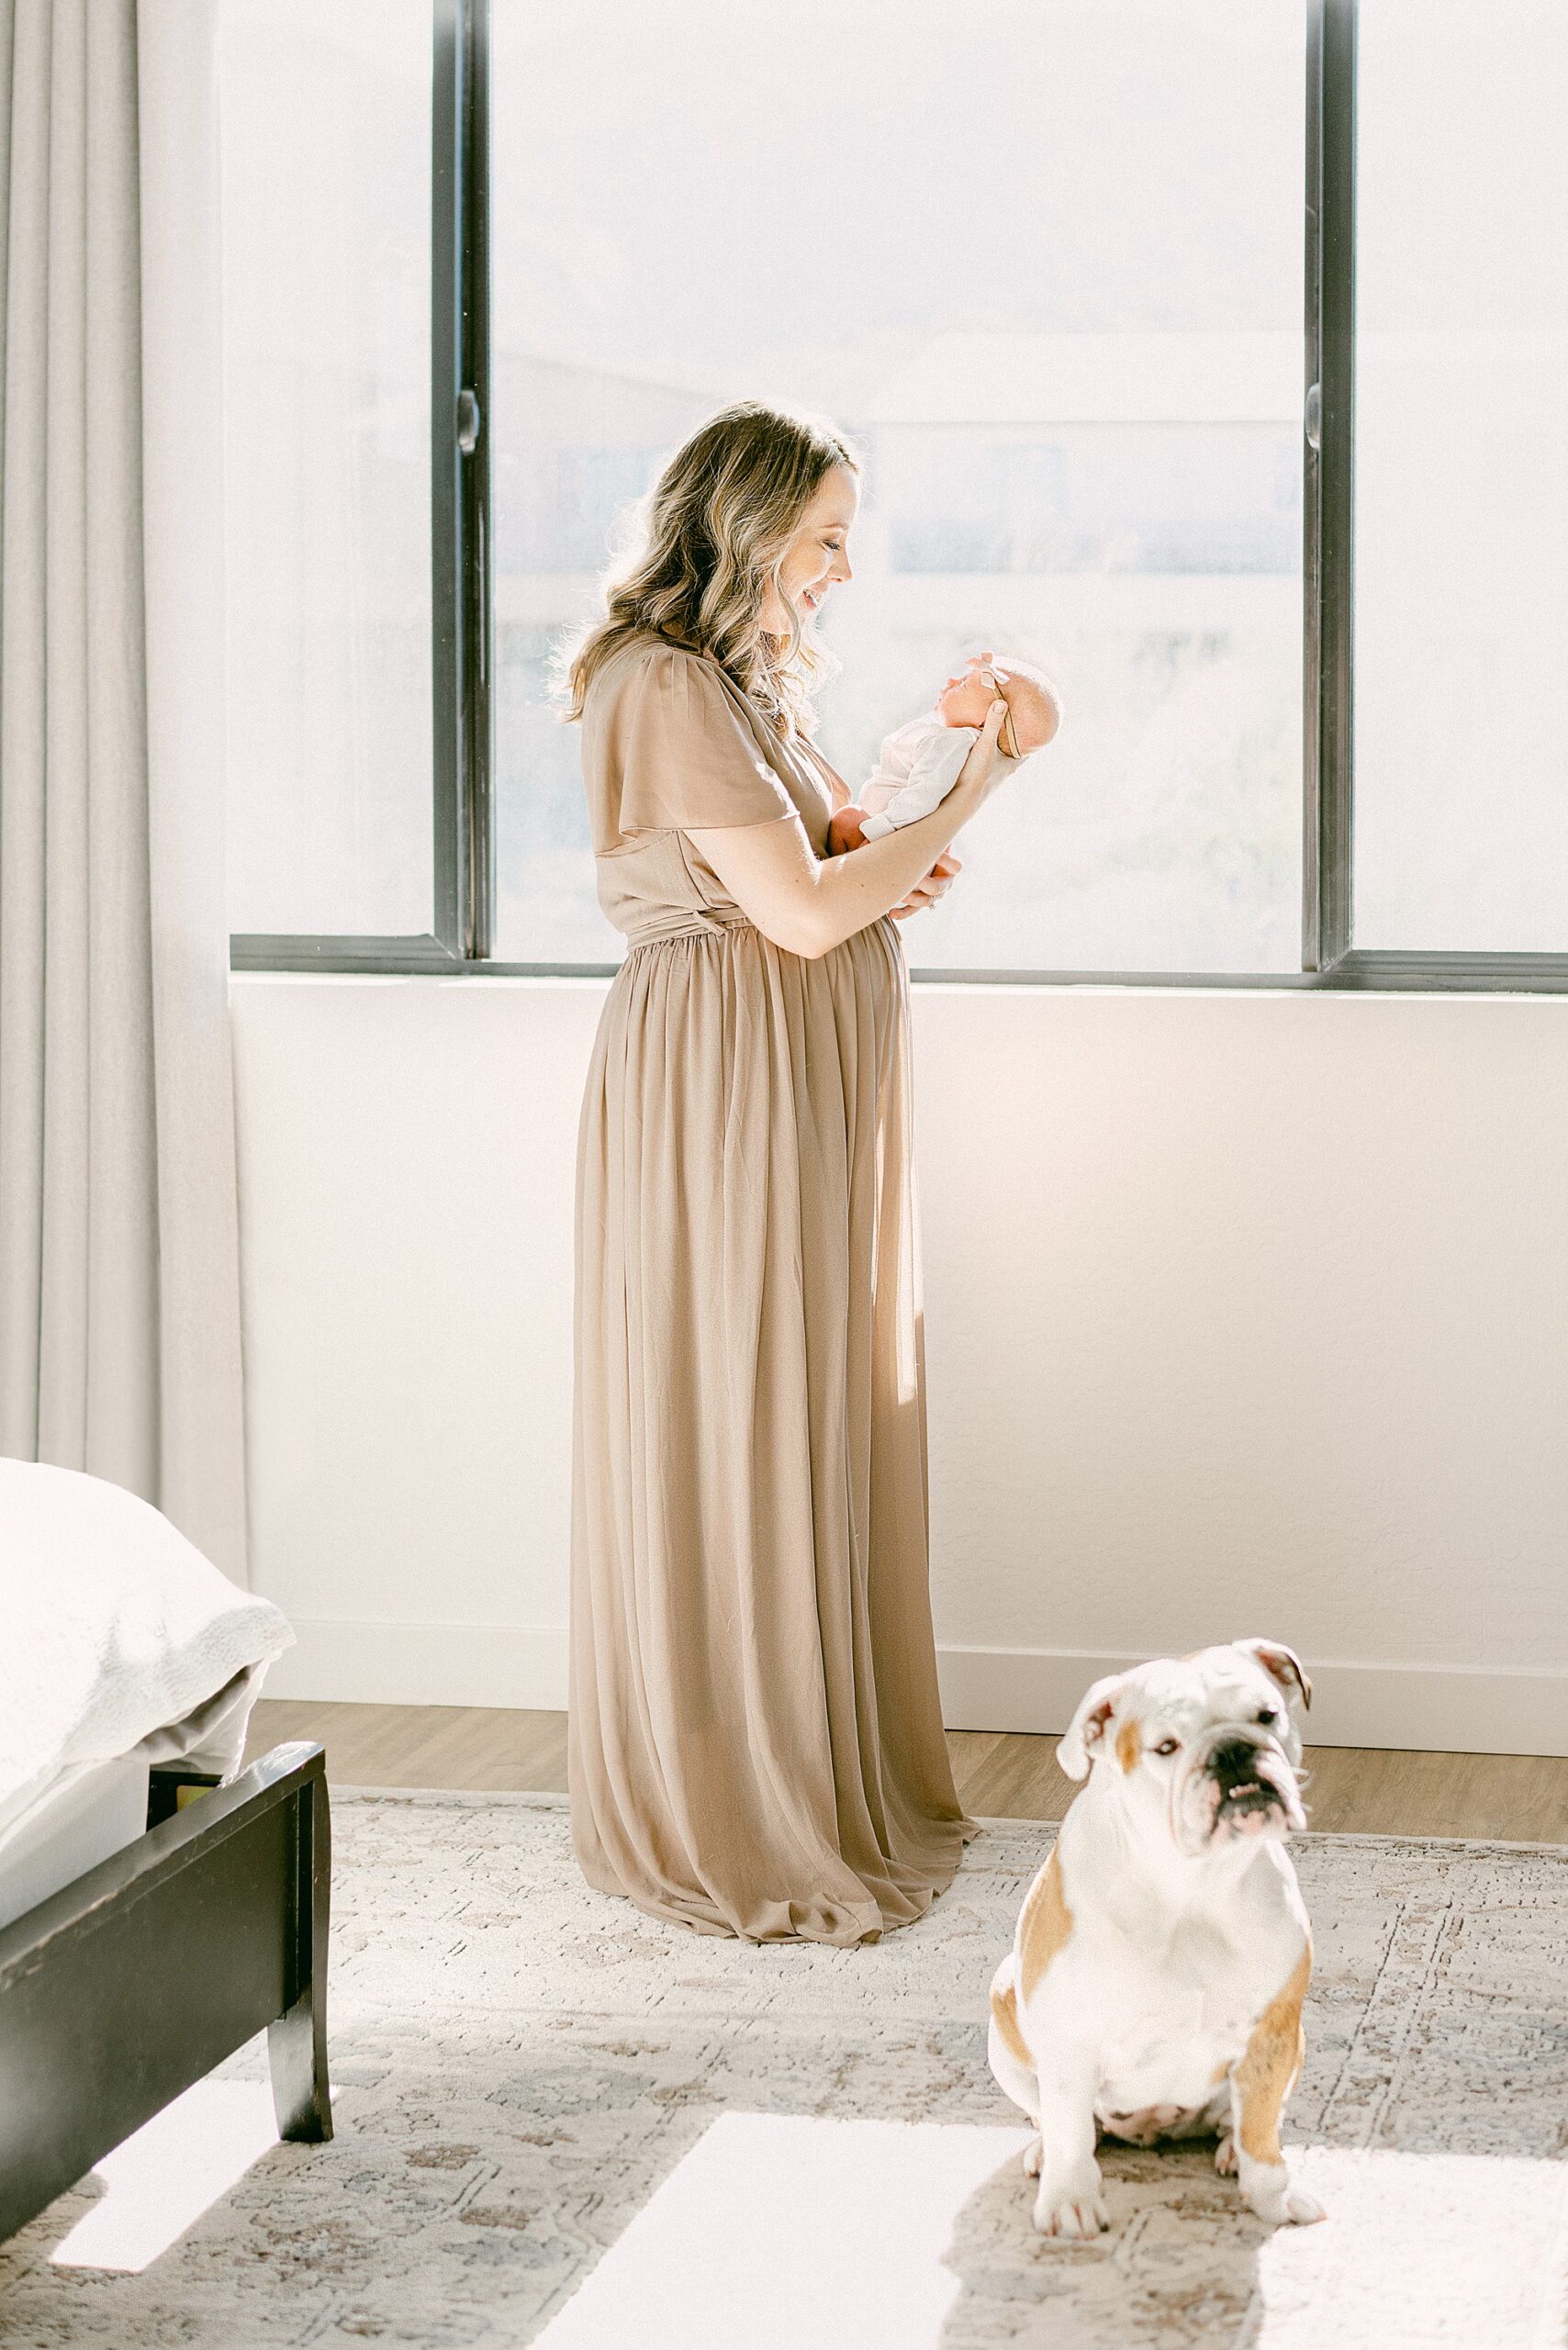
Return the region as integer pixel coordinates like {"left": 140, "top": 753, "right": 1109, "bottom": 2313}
{"left": 232, "top": 974, "right": 1568, "bottom": 1755}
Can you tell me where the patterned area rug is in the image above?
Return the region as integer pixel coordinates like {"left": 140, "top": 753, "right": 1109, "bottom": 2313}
{"left": 2, "top": 1790, "right": 1566, "bottom": 2348}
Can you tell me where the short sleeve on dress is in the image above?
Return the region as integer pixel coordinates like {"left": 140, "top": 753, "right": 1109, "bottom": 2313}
{"left": 612, "top": 643, "right": 797, "bottom": 835}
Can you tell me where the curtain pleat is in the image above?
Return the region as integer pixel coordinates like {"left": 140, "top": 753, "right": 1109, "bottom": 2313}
{"left": 84, "top": 0, "right": 158, "bottom": 1494}
{"left": 40, "top": 0, "right": 100, "bottom": 1473}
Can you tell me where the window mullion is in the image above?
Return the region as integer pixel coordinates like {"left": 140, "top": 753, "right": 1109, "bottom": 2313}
{"left": 1306, "top": 0, "right": 1356, "bottom": 971}
{"left": 432, "top": 2, "right": 470, "bottom": 954}
{"left": 458, "top": 0, "right": 494, "bottom": 958}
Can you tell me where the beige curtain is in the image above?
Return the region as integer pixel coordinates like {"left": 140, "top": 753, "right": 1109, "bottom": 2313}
{"left": 0, "top": 0, "right": 249, "bottom": 1583}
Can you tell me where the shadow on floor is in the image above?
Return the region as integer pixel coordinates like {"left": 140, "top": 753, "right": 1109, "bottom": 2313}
{"left": 939, "top": 2137, "right": 1277, "bottom": 2348}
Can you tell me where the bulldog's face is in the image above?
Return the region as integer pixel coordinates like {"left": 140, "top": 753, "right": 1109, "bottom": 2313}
{"left": 1058, "top": 1640, "right": 1310, "bottom": 1859}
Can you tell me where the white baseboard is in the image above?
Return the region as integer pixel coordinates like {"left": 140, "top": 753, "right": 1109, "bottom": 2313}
{"left": 936, "top": 1644, "right": 1568, "bottom": 1758}
{"left": 262, "top": 1619, "right": 1568, "bottom": 1757}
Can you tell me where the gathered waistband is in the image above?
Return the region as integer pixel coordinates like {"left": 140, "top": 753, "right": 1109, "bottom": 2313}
{"left": 623, "top": 908, "right": 756, "bottom": 950}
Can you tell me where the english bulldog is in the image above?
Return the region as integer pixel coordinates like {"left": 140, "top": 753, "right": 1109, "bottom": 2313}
{"left": 988, "top": 1639, "right": 1325, "bottom": 2237}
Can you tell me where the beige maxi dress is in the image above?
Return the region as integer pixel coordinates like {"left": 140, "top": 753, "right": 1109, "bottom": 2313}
{"left": 568, "top": 629, "right": 974, "bottom": 1945}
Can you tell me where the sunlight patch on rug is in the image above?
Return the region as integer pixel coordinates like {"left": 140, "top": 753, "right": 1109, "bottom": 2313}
{"left": 1254, "top": 2148, "right": 1568, "bottom": 2350}
{"left": 536, "top": 2113, "right": 1033, "bottom": 2349}
{"left": 49, "top": 2079, "right": 284, "bottom": 2275}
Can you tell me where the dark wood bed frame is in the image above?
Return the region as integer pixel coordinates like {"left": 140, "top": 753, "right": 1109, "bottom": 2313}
{"left": 0, "top": 1740, "right": 330, "bottom": 2244}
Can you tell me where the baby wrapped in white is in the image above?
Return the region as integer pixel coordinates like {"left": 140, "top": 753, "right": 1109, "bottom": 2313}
{"left": 858, "top": 652, "right": 1060, "bottom": 840}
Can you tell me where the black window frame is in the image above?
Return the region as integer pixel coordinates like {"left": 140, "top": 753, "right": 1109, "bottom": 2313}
{"left": 230, "top": 0, "right": 489, "bottom": 978}
{"left": 229, "top": 0, "right": 1568, "bottom": 994}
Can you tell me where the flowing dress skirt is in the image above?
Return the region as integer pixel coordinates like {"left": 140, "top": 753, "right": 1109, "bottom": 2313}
{"left": 568, "top": 912, "right": 973, "bottom": 1944}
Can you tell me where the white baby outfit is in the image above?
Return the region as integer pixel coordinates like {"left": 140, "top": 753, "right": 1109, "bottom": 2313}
{"left": 858, "top": 715, "right": 980, "bottom": 840}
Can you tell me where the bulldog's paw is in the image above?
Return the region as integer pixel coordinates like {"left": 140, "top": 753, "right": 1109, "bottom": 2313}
{"left": 1032, "top": 2168, "right": 1108, "bottom": 2238}
{"left": 1241, "top": 2167, "right": 1326, "bottom": 2227}
{"left": 1215, "top": 2132, "right": 1238, "bottom": 2177}
{"left": 1022, "top": 2134, "right": 1043, "bottom": 2177}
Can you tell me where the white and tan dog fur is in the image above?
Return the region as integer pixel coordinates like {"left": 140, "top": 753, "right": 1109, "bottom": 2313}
{"left": 988, "top": 1639, "right": 1325, "bottom": 2238}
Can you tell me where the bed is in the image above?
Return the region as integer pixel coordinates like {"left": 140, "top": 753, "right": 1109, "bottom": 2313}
{"left": 0, "top": 1460, "right": 331, "bottom": 2244}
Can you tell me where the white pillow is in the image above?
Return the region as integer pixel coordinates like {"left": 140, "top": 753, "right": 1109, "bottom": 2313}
{"left": 0, "top": 1457, "right": 295, "bottom": 1845}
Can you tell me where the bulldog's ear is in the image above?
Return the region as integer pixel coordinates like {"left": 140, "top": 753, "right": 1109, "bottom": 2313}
{"left": 1058, "top": 1672, "right": 1130, "bottom": 1780}
{"left": 1236, "top": 1638, "right": 1313, "bottom": 1714}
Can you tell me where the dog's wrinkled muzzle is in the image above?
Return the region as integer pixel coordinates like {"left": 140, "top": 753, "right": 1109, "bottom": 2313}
{"left": 1181, "top": 1729, "right": 1305, "bottom": 1850}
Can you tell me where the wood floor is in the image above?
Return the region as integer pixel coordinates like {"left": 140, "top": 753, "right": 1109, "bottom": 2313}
{"left": 247, "top": 1700, "right": 1568, "bottom": 1843}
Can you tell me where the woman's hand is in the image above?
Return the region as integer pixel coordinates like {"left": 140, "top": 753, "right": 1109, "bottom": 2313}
{"left": 953, "top": 696, "right": 1016, "bottom": 803}
{"left": 889, "top": 699, "right": 1011, "bottom": 922}
{"left": 890, "top": 847, "right": 962, "bottom": 921}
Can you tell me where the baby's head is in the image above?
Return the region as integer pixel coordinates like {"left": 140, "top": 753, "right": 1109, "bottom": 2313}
{"left": 936, "top": 652, "right": 1060, "bottom": 758}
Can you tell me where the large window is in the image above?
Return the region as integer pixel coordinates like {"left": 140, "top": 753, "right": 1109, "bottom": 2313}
{"left": 223, "top": 0, "right": 1568, "bottom": 991}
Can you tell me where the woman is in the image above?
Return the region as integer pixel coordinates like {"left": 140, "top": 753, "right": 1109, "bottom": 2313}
{"left": 559, "top": 400, "right": 1015, "bottom": 1945}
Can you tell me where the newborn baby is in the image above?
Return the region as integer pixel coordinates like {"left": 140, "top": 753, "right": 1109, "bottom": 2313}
{"left": 841, "top": 652, "right": 1060, "bottom": 847}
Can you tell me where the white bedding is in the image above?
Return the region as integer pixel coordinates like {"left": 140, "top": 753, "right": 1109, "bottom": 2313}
{"left": 0, "top": 1751, "right": 151, "bottom": 1933}
{"left": 0, "top": 1459, "right": 294, "bottom": 1858}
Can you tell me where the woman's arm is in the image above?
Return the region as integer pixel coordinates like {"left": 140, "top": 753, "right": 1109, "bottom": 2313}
{"left": 830, "top": 802, "right": 963, "bottom": 922}
{"left": 687, "top": 699, "right": 1012, "bottom": 960}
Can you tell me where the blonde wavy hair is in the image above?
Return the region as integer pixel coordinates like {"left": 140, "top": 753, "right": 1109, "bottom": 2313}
{"left": 554, "top": 400, "right": 859, "bottom": 740}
